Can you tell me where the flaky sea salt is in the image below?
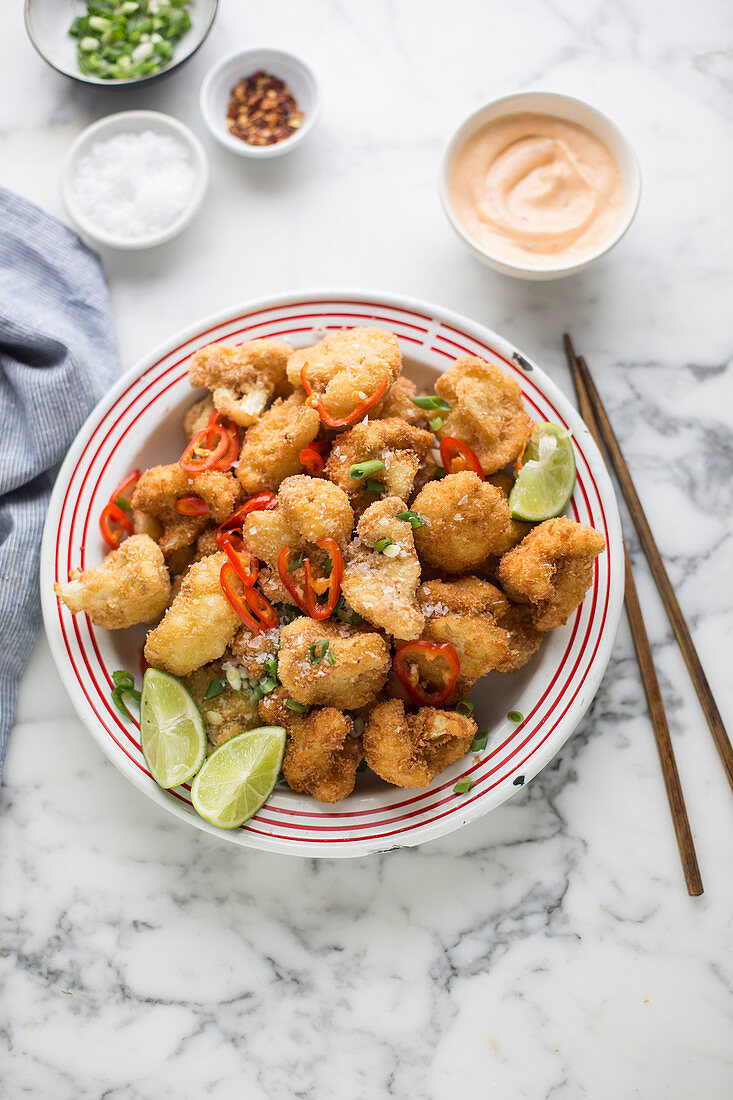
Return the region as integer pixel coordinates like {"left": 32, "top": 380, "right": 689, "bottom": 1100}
{"left": 70, "top": 129, "right": 196, "bottom": 239}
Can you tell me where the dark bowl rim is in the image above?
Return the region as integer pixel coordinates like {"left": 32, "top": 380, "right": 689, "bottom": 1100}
{"left": 24, "top": 0, "right": 219, "bottom": 88}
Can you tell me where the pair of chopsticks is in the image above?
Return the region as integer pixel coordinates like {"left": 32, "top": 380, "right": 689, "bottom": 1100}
{"left": 564, "top": 336, "right": 733, "bottom": 897}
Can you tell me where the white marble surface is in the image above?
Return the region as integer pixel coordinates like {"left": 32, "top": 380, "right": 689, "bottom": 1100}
{"left": 2, "top": 1, "right": 733, "bottom": 1096}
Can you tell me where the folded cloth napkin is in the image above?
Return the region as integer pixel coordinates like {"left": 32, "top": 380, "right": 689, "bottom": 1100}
{"left": 0, "top": 187, "right": 120, "bottom": 779}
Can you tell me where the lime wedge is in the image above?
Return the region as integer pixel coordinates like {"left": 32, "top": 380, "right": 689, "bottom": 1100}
{"left": 140, "top": 668, "right": 207, "bottom": 789}
{"left": 508, "top": 422, "right": 576, "bottom": 522}
{"left": 191, "top": 726, "right": 286, "bottom": 829}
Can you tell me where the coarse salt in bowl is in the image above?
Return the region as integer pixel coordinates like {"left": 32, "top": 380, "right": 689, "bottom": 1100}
{"left": 62, "top": 110, "right": 209, "bottom": 249}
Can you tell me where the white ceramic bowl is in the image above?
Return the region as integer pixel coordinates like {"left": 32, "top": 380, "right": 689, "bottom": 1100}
{"left": 40, "top": 290, "right": 624, "bottom": 858}
{"left": 62, "top": 110, "right": 209, "bottom": 250}
{"left": 25, "top": 0, "right": 218, "bottom": 87}
{"left": 440, "top": 91, "right": 642, "bottom": 281}
{"left": 199, "top": 47, "right": 320, "bottom": 158}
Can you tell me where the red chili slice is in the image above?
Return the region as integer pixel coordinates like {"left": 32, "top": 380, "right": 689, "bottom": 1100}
{"left": 179, "top": 421, "right": 230, "bottom": 474}
{"left": 439, "top": 436, "right": 484, "bottom": 478}
{"left": 221, "top": 531, "right": 259, "bottom": 588}
{"left": 304, "top": 538, "right": 343, "bottom": 621}
{"left": 215, "top": 492, "right": 278, "bottom": 547}
{"left": 220, "top": 562, "right": 278, "bottom": 634}
{"left": 206, "top": 410, "right": 240, "bottom": 472}
{"left": 277, "top": 546, "right": 309, "bottom": 614}
{"left": 99, "top": 469, "right": 140, "bottom": 549}
{"left": 299, "top": 441, "right": 330, "bottom": 476}
{"left": 300, "top": 364, "right": 389, "bottom": 428}
{"left": 173, "top": 496, "right": 210, "bottom": 516}
{"left": 393, "top": 640, "right": 461, "bottom": 707}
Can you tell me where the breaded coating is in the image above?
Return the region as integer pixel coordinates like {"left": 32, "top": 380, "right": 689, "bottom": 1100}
{"left": 492, "top": 603, "right": 544, "bottom": 672}
{"left": 435, "top": 356, "right": 530, "bottom": 474}
{"left": 277, "top": 619, "right": 390, "bottom": 709}
{"left": 183, "top": 394, "right": 215, "bottom": 440}
{"left": 324, "top": 418, "right": 434, "bottom": 511}
{"left": 132, "top": 464, "right": 241, "bottom": 556}
{"left": 132, "top": 509, "right": 162, "bottom": 540}
{"left": 229, "top": 624, "right": 280, "bottom": 680}
{"left": 497, "top": 517, "right": 606, "bottom": 631}
{"left": 425, "top": 614, "right": 513, "bottom": 692}
{"left": 342, "top": 497, "right": 425, "bottom": 640}
{"left": 288, "top": 327, "right": 402, "bottom": 426}
{"left": 243, "top": 508, "right": 302, "bottom": 571}
{"left": 412, "top": 472, "right": 512, "bottom": 574}
{"left": 261, "top": 690, "right": 362, "bottom": 803}
{"left": 55, "top": 534, "right": 170, "bottom": 630}
{"left": 417, "top": 576, "right": 510, "bottom": 620}
{"left": 144, "top": 552, "right": 240, "bottom": 676}
{"left": 278, "top": 475, "right": 354, "bottom": 548}
{"left": 182, "top": 660, "right": 260, "bottom": 750}
{"left": 379, "top": 376, "right": 430, "bottom": 427}
{"left": 364, "top": 699, "right": 476, "bottom": 788}
{"left": 236, "top": 392, "right": 321, "bottom": 495}
{"left": 189, "top": 338, "right": 292, "bottom": 427}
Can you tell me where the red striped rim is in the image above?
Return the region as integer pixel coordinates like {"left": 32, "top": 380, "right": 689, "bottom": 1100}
{"left": 48, "top": 296, "right": 617, "bottom": 854}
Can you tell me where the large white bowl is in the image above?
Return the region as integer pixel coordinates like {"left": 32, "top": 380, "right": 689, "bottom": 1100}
{"left": 40, "top": 291, "right": 624, "bottom": 858}
{"left": 440, "top": 91, "right": 642, "bottom": 281}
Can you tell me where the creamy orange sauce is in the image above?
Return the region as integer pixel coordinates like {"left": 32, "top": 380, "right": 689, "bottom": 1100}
{"left": 449, "top": 112, "right": 624, "bottom": 267}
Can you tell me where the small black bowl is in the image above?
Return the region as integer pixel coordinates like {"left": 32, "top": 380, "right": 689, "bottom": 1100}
{"left": 25, "top": 0, "right": 219, "bottom": 87}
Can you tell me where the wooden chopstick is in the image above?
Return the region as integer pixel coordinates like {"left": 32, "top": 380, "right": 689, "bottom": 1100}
{"left": 566, "top": 338, "right": 733, "bottom": 798}
{"left": 564, "top": 335, "right": 703, "bottom": 895}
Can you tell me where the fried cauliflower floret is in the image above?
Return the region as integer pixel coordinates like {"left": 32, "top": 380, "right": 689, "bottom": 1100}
{"left": 412, "top": 472, "right": 512, "bottom": 574}
{"left": 435, "top": 356, "right": 530, "bottom": 474}
{"left": 342, "top": 497, "right": 425, "bottom": 640}
{"left": 425, "top": 614, "right": 513, "bottom": 691}
{"left": 288, "top": 327, "right": 402, "bottom": 426}
{"left": 274, "top": 699, "right": 362, "bottom": 804}
{"left": 188, "top": 338, "right": 292, "bottom": 427}
{"left": 183, "top": 395, "right": 215, "bottom": 440}
{"left": 229, "top": 624, "right": 280, "bottom": 680}
{"left": 55, "top": 534, "right": 170, "bottom": 629}
{"left": 497, "top": 517, "right": 606, "bottom": 631}
{"left": 278, "top": 475, "right": 354, "bottom": 548}
{"left": 277, "top": 619, "right": 390, "bottom": 709}
{"left": 417, "top": 576, "right": 511, "bottom": 620}
{"left": 364, "top": 699, "right": 476, "bottom": 788}
{"left": 324, "top": 418, "right": 434, "bottom": 510}
{"left": 379, "top": 376, "right": 430, "bottom": 427}
{"left": 182, "top": 660, "right": 261, "bottom": 750}
{"left": 132, "top": 509, "right": 162, "bottom": 540}
{"left": 144, "top": 552, "right": 240, "bottom": 676}
{"left": 131, "top": 464, "right": 241, "bottom": 556}
{"left": 243, "top": 509, "right": 302, "bottom": 571}
{"left": 236, "top": 392, "right": 321, "bottom": 494}
{"left": 492, "top": 603, "right": 544, "bottom": 671}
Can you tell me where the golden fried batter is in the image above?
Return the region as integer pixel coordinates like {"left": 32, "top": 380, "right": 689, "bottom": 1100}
{"left": 243, "top": 508, "right": 302, "bottom": 571}
{"left": 229, "top": 624, "right": 280, "bottom": 681}
{"left": 132, "top": 464, "right": 241, "bottom": 556}
{"left": 288, "top": 327, "right": 402, "bottom": 426}
{"left": 55, "top": 534, "right": 170, "bottom": 629}
{"left": 324, "top": 417, "right": 434, "bottom": 511}
{"left": 425, "top": 614, "right": 513, "bottom": 693}
{"left": 492, "top": 603, "right": 544, "bottom": 671}
{"left": 364, "top": 699, "right": 476, "bottom": 788}
{"left": 342, "top": 497, "right": 425, "bottom": 640}
{"left": 236, "top": 392, "right": 321, "bottom": 495}
{"left": 266, "top": 692, "right": 363, "bottom": 803}
{"left": 182, "top": 660, "right": 261, "bottom": 750}
{"left": 277, "top": 618, "right": 390, "bottom": 709}
{"left": 412, "top": 472, "right": 512, "bottom": 574}
{"left": 497, "top": 517, "right": 606, "bottom": 631}
{"left": 278, "top": 475, "right": 354, "bottom": 548}
{"left": 183, "top": 394, "right": 215, "bottom": 440}
{"left": 417, "top": 576, "right": 510, "bottom": 620}
{"left": 189, "top": 338, "right": 292, "bottom": 427}
{"left": 380, "top": 375, "right": 430, "bottom": 427}
{"left": 435, "top": 356, "right": 530, "bottom": 474}
{"left": 144, "top": 552, "right": 240, "bottom": 676}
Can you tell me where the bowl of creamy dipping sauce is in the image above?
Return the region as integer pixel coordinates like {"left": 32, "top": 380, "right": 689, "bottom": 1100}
{"left": 440, "top": 91, "right": 641, "bottom": 280}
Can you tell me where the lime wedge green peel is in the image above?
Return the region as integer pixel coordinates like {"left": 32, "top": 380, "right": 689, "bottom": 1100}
{"left": 140, "top": 668, "right": 206, "bottom": 789}
{"left": 191, "top": 726, "right": 286, "bottom": 829}
{"left": 508, "top": 422, "right": 576, "bottom": 522}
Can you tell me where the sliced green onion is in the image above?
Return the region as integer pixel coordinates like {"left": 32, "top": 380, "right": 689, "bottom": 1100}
{"left": 411, "top": 395, "right": 450, "bottom": 411}
{"left": 203, "top": 677, "right": 227, "bottom": 701}
{"left": 349, "top": 459, "right": 385, "bottom": 481}
{"left": 285, "top": 698, "right": 309, "bottom": 713}
{"left": 114, "top": 495, "right": 133, "bottom": 513}
{"left": 374, "top": 537, "right": 392, "bottom": 553}
{"left": 112, "top": 669, "right": 135, "bottom": 689}
{"left": 111, "top": 686, "right": 140, "bottom": 719}
{"left": 259, "top": 675, "right": 278, "bottom": 694}
{"left": 395, "top": 510, "right": 426, "bottom": 529}
{"left": 309, "top": 640, "right": 329, "bottom": 664}
{"left": 206, "top": 711, "right": 223, "bottom": 726}
{"left": 453, "top": 777, "right": 475, "bottom": 794}
{"left": 264, "top": 658, "right": 279, "bottom": 677}
{"left": 507, "top": 710, "right": 524, "bottom": 723}
{"left": 364, "top": 480, "right": 383, "bottom": 494}
{"left": 333, "top": 594, "right": 363, "bottom": 624}
{"left": 288, "top": 552, "right": 304, "bottom": 573}
{"left": 327, "top": 647, "right": 336, "bottom": 666}
{"left": 455, "top": 700, "right": 474, "bottom": 717}
{"left": 471, "top": 729, "right": 489, "bottom": 752}
{"left": 429, "top": 416, "right": 444, "bottom": 432}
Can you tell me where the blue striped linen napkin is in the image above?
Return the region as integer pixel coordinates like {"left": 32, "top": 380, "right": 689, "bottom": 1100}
{"left": 0, "top": 187, "right": 120, "bottom": 780}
